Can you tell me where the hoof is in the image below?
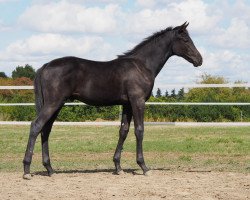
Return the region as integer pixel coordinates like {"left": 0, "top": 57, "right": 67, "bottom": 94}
{"left": 116, "top": 170, "right": 124, "bottom": 175}
{"left": 48, "top": 171, "right": 54, "bottom": 177}
{"left": 144, "top": 170, "right": 152, "bottom": 176}
{"left": 23, "top": 173, "right": 32, "bottom": 180}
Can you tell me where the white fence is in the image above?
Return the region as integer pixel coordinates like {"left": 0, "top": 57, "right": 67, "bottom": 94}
{"left": 1, "top": 83, "right": 250, "bottom": 90}
{"left": 0, "top": 121, "right": 250, "bottom": 127}
{"left": 0, "top": 84, "right": 250, "bottom": 126}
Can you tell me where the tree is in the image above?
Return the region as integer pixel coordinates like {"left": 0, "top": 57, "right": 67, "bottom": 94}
{"left": 156, "top": 88, "right": 162, "bottom": 98}
{"left": 187, "top": 74, "right": 231, "bottom": 102}
{"left": 0, "top": 72, "right": 7, "bottom": 78}
{"left": 177, "top": 88, "right": 184, "bottom": 100}
{"left": 12, "top": 64, "right": 36, "bottom": 80}
{"left": 170, "top": 89, "right": 176, "bottom": 98}
{"left": 165, "top": 90, "right": 169, "bottom": 97}
{"left": 197, "top": 73, "right": 228, "bottom": 84}
{"left": 185, "top": 74, "right": 244, "bottom": 122}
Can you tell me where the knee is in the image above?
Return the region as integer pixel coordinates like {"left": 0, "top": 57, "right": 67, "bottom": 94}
{"left": 136, "top": 125, "right": 144, "bottom": 132}
{"left": 135, "top": 125, "right": 144, "bottom": 136}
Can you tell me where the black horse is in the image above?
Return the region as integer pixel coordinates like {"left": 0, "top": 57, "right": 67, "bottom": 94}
{"left": 23, "top": 22, "right": 202, "bottom": 179}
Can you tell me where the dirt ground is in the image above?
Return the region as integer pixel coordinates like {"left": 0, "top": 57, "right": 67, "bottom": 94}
{"left": 0, "top": 170, "right": 249, "bottom": 200}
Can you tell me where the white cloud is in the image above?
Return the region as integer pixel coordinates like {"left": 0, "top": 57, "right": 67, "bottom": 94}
{"left": 32, "top": 0, "right": 124, "bottom": 4}
{"left": 154, "top": 46, "right": 250, "bottom": 91}
{"left": 19, "top": 1, "right": 121, "bottom": 34}
{"left": 1, "top": 0, "right": 250, "bottom": 86}
{"left": 190, "top": 49, "right": 250, "bottom": 82}
{"left": 218, "top": 0, "right": 250, "bottom": 22}
{"left": 126, "top": 0, "right": 220, "bottom": 35}
{"left": 19, "top": 0, "right": 220, "bottom": 36}
{"left": 0, "top": 34, "right": 113, "bottom": 74}
{"left": 136, "top": 0, "right": 184, "bottom": 8}
{"left": 6, "top": 34, "right": 108, "bottom": 56}
{"left": 211, "top": 18, "right": 250, "bottom": 49}
{"left": 136, "top": 0, "right": 156, "bottom": 8}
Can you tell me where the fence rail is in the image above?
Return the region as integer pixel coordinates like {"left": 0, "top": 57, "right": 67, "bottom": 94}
{"left": 0, "top": 121, "right": 250, "bottom": 127}
{"left": 1, "top": 83, "right": 250, "bottom": 90}
{"left": 0, "top": 86, "right": 33, "bottom": 90}
{"left": 0, "top": 83, "right": 250, "bottom": 106}
{"left": 0, "top": 84, "right": 250, "bottom": 126}
{"left": 1, "top": 102, "right": 250, "bottom": 106}
{"left": 0, "top": 84, "right": 249, "bottom": 106}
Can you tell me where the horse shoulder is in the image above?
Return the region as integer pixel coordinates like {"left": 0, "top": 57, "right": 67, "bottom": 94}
{"left": 124, "top": 59, "right": 154, "bottom": 99}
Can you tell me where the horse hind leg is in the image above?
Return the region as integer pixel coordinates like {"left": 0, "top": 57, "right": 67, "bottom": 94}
{"left": 23, "top": 103, "right": 62, "bottom": 179}
{"left": 41, "top": 108, "right": 61, "bottom": 176}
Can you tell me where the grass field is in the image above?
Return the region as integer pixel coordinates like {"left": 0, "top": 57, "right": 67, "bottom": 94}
{"left": 0, "top": 125, "right": 249, "bottom": 173}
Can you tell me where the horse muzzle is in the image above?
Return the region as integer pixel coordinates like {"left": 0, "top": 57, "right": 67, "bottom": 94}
{"left": 193, "top": 54, "right": 203, "bottom": 67}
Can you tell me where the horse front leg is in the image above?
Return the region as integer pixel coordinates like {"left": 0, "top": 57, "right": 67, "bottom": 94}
{"left": 113, "top": 104, "right": 132, "bottom": 174}
{"left": 130, "top": 98, "right": 150, "bottom": 175}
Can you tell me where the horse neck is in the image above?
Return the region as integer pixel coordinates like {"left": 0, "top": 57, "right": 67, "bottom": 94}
{"left": 135, "top": 33, "right": 174, "bottom": 77}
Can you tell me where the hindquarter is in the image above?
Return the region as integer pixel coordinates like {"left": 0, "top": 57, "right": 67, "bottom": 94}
{"left": 40, "top": 68, "right": 75, "bottom": 105}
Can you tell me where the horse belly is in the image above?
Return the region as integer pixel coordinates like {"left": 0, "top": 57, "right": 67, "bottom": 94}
{"left": 75, "top": 82, "right": 125, "bottom": 106}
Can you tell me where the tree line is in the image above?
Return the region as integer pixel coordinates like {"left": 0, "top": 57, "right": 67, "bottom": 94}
{"left": 0, "top": 65, "right": 250, "bottom": 122}
{"left": 0, "top": 64, "right": 35, "bottom": 80}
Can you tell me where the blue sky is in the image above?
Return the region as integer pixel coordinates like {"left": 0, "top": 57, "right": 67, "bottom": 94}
{"left": 0, "top": 0, "right": 250, "bottom": 91}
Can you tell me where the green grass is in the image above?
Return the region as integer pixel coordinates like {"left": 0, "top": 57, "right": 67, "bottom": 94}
{"left": 0, "top": 125, "right": 249, "bottom": 173}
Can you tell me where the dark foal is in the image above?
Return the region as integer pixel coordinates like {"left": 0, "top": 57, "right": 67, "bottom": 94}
{"left": 23, "top": 22, "right": 202, "bottom": 179}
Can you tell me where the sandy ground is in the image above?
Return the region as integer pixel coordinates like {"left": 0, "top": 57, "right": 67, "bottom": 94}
{"left": 0, "top": 170, "right": 249, "bottom": 200}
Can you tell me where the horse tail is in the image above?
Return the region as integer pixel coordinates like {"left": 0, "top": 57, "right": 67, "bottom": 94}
{"left": 34, "top": 64, "right": 47, "bottom": 115}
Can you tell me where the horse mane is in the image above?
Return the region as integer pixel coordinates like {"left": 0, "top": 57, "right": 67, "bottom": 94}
{"left": 118, "top": 27, "right": 173, "bottom": 58}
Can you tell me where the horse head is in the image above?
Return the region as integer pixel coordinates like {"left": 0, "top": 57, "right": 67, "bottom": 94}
{"left": 172, "top": 22, "right": 203, "bottom": 67}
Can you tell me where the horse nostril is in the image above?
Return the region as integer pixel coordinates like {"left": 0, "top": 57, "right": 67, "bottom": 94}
{"left": 199, "top": 56, "right": 203, "bottom": 65}
{"left": 197, "top": 54, "right": 203, "bottom": 65}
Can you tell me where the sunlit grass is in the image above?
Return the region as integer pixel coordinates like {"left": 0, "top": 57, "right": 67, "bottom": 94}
{"left": 0, "top": 125, "right": 249, "bottom": 173}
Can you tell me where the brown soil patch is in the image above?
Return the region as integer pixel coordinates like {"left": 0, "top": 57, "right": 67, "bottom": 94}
{"left": 0, "top": 170, "right": 249, "bottom": 200}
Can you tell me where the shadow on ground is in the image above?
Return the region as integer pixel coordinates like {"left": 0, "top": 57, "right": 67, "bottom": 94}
{"left": 34, "top": 168, "right": 171, "bottom": 176}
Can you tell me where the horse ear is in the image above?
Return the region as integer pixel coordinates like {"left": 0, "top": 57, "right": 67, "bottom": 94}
{"left": 182, "top": 21, "right": 189, "bottom": 29}
{"left": 174, "top": 22, "right": 189, "bottom": 33}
